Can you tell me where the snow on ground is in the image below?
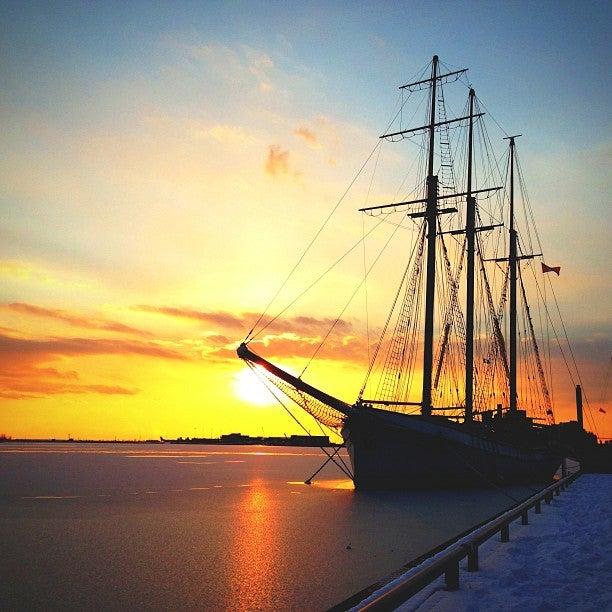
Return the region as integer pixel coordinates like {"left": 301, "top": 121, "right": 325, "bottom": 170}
{"left": 396, "top": 474, "right": 611, "bottom": 612}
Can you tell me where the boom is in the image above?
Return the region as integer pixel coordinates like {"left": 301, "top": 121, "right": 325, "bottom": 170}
{"left": 237, "top": 343, "right": 353, "bottom": 417}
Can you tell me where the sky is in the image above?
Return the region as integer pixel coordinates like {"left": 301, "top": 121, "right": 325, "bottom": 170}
{"left": 0, "top": 0, "right": 610, "bottom": 441}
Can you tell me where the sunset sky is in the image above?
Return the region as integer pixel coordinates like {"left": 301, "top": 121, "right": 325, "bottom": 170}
{"left": 1, "top": 1, "right": 610, "bottom": 440}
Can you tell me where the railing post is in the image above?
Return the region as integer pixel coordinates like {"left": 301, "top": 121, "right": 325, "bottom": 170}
{"left": 445, "top": 560, "right": 460, "bottom": 590}
{"left": 467, "top": 545, "right": 479, "bottom": 572}
{"left": 545, "top": 494, "right": 551, "bottom": 504}
{"left": 535, "top": 500, "right": 541, "bottom": 514}
{"left": 521, "top": 510, "right": 529, "bottom": 525}
{"left": 500, "top": 524, "right": 510, "bottom": 542}
{"left": 555, "top": 487, "right": 560, "bottom": 496}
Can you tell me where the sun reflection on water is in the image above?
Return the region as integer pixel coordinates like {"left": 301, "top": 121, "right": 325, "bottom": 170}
{"left": 227, "top": 478, "right": 279, "bottom": 610}
{"left": 287, "top": 479, "right": 354, "bottom": 490}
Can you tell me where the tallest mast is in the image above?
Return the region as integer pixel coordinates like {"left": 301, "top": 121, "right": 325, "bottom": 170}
{"left": 508, "top": 136, "right": 518, "bottom": 412}
{"left": 464, "top": 88, "right": 476, "bottom": 421}
{"left": 363, "top": 57, "right": 480, "bottom": 412}
{"left": 421, "top": 55, "right": 439, "bottom": 416}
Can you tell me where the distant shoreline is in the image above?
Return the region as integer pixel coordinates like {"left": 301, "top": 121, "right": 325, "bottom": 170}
{"left": 1, "top": 434, "right": 341, "bottom": 448}
{"left": 1, "top": 438, "right": 162, "bottom": 444}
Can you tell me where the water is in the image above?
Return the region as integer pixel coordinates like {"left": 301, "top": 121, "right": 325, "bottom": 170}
{"left": 0, "top": 443, "right": 540, "bottom": 610}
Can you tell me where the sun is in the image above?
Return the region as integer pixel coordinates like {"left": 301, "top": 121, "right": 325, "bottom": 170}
{"left": 234, "top": 367, "right": 276, "bottom": 406}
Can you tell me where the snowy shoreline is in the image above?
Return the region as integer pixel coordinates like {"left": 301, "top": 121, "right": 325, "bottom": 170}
{"left": 394, "top": 474, "right": 612, "bottom": 611}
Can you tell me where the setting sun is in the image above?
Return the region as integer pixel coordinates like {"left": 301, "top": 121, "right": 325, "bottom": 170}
{"left": 234, "top": 367, "right": 276, "bottom": 406}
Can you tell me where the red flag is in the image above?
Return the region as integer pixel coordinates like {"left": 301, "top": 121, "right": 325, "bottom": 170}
{"left": 541, "top": 262, "right": 561, "bottom": 275}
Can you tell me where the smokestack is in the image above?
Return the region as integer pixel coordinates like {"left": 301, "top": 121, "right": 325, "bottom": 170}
{"left": 575, "top": 385, "right": 583, "bottom": 429}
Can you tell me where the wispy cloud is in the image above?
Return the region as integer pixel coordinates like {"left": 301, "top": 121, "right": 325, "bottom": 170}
{"left": 209, "top": 331, "right": 370, "bottom": 365}
{"left": 134, "top": 305, "right": 245, "bottom": 329}
{"left": 246, "top": 49, "right": 274, "bottom": 92}
{"left": 0, "top": 331, "right": 188, "bottom": 399}
{"left": 131, "top": 304, "right": 364, "bottom": 365}
{"left": 292, "top": 117, "right": 343, "bottom": 166}
{"left": 294, "top": 126, "right": 319, "bottom": 148}
{"left": 0, "top": 381, "right": 138, "bottom": 400}
{"left": 186, "top": 42, "right": 276, "bottom": 94}
{"left": 133, "top": 305, "right": 353, "bottom": 336}
{"left": 265, "top": 144, "right": 291, "bottom": 177}
{"left": 0, "top": 333, "right": 189, "bottom": 362}
{"left": 4, "top": 302, "right": 146, "bottom": 336}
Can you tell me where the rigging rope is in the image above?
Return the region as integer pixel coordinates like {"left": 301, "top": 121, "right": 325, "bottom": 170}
{"left": 250, "top": 213, "right": 388, "bottom": 339}
{"left": 360, "top": 143, "right": 383, "bottom": 367}
{"left": 375, "top": 225, "right": 426, "bottom": 403}
{"left": 358, "top": 223, "right": 426, "bottom": 399}
{"left": 300, "top": 206, "right": 408, "bottom": 377}
{"left": 519, "top": 267, "right": 554, "bottom": 422}
{"left": 246, "top": 85, "right": 424, "bottom": 342}
{"left": 511, "top": 143, "right": 602, "bottom": 437}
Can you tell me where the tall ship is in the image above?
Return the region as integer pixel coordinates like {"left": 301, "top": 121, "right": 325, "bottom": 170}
{"left": 237, "top": 56, "right": 569, "bottom": 489}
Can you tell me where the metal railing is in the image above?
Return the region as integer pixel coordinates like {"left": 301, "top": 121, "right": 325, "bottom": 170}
{"left": 353, "top": 471, "right": 581, "bottom": 611}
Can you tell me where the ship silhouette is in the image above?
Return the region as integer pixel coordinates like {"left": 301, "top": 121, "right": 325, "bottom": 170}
{"left": 238, "top": 55, "right": 576, "bottom": 489}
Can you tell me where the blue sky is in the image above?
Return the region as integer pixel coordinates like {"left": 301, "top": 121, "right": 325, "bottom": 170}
{"left": 2, "top": 0, "right": 610, "bottom": 144}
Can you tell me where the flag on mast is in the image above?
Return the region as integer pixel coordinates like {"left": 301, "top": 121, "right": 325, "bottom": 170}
{"left": 542, "top": 262, "right": 561, "bottom": 275}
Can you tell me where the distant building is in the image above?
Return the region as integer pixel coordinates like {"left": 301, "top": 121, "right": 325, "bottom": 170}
{"left": 220, "top": 433, "right": 253, "bottom": 444}
{"left": 170, "top": 432, "right": 336, "bottom": 447}
{"left": 289, "top": 435, "right": 329, "bottom": 447}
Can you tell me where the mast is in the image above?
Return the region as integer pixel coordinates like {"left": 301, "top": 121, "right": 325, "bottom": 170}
{"left": 421, "top": 54, "right": 439, "bottom": 416}
{"left": 464, "top": 88, "right": 476, "bottom": 422}
{"left": 489, "top": 134, "right": 537, "bottom": 413}
{"left": 364, "top": 57, "right": 479, "bottom": 412}
{"left": 508, "top": 136, "right": 518, "bottom": 412}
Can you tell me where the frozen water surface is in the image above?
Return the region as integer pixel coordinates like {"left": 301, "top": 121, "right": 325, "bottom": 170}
{"left": 1, "top": 442, "right": 551, "bottom": 610}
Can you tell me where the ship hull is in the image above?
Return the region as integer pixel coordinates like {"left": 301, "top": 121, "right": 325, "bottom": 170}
{"left": 342, "top": 407, "right": 561, "bottom": 490}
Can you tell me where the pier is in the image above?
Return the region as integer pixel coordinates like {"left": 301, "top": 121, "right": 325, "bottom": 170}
{"left": 348, "top": 473, "right": 611, "bottom": 611}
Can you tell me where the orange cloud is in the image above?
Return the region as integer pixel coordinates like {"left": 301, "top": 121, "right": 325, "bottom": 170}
{"left": 0, "top": 333, "right": 189, "bottom": 362}
{"left": 0, "top": 381, "right": 138, "bottom": 400}
{"left": 134, "top": 305, "right": 245, "bottom": 328}
{"left": 248, "top": 332, "right": 369, "bottom": 363}
{"left": 204, "top": 330, "right": 371, "bottom": 367}
{"left": 265, "top": 145, "right": 290, "bottom": 177}
{"left": 133, "top": 305, "right": 353, "bottom": 336}
{"left": 4, "top": 302, "right": 146, "bottom": 336}
{"left": 0, "top": 331, "right": 188, "bottom": 399}
{"left": 294, "top": 126, "right": 318, "bottom": 148}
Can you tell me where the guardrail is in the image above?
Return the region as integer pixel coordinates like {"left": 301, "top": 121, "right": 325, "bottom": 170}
{"left": 353, "top": 470, "right": 581, "bottom": 611}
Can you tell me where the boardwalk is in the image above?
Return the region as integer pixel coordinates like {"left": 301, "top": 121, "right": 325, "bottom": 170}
{"left": 396, "top": 474, "right": 611, "bottom": 611}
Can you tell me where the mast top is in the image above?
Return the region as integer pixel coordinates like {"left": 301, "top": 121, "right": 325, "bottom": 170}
{"left": 399, "top": 55, "right": 467, "bottom": 91}
{"left": 504, "top": 134, "right": 522, "bottom": 142}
